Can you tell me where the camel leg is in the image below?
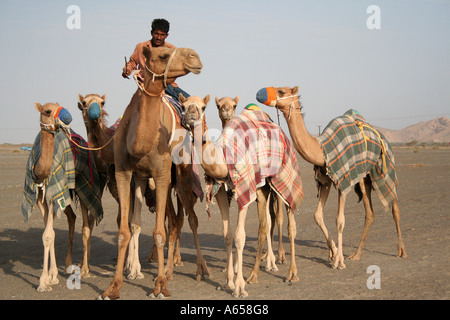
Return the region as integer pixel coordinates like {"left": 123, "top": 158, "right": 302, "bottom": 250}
{"left": 164, "top": 190, "right": 178, "bottom": 281}
{"left": 285, "top": 206, "right": 299, "bottom": 282}
{"left": 392, "top": 199, "right": 408, "bottom": 258}
{"left": 215, "top": 187, "right": 235, "bottom": 291}
{"left": 99, "top": 169, "right": 132, "bottom": 300}
{"left": 246, "top": 189, "right": 268, "bottom": 284}
{"left": 79, "top": 202, "right": 93, "bottom": 279}
{"left": 174, "top": 195, "right": 184, "bottom": 266}
{"left": 63, "top": 205, "right": 76, "bottom": 272}
{"left": 333, "top": 190, "right": 346, "bottom": 270}
{"left": 247, "top": 187, "right": 276, "bottom": 284}
{"left": 149, "top": 157, "right": 172, "bottom": 299}
{"left": 348, "top": 177, "right": 374, "bottom": 261}
{"left": 125, "top": 178, "right": 145, "bottom": 280}
{"left": 186, "top": 205, "right": 211, "bottom": 281}
{"left": 36, "top": 192, "right": 59, "bottom": 292}
{"left": 314, "top": 181, "right": 337, "bottom": 260}
{"left": 233, "top": 205, "right": 249, "bottom": 298}
{"left": 275, "top": 194, "right": 286, "bottom": 264}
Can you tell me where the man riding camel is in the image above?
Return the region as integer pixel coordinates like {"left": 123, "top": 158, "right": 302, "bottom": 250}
{"left": 122, "top": 18, "right": 189, "bottom": 100}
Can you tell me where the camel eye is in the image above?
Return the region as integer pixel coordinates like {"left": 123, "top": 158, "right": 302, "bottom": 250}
{"left": 159, "top": 54, "right": 170, "bottom": 60}
{"left": 44, "top": 109, "right": 52, "bottom": 116}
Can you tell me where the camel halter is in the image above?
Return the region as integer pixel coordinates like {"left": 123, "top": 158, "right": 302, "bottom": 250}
{"left": 144, "top": 48, "right": 178, "bottom": 89}
{"left": 77, "top": 101, "right": 115, "bottom": 151}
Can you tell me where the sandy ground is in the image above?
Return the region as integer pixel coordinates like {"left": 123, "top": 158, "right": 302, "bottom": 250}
{"left": 0, "top": 143, "right": 448, "bottom": 303}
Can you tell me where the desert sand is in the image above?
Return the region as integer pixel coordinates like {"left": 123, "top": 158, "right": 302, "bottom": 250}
{"left": 0, "top": 143, "right": 448, "bottom": 303}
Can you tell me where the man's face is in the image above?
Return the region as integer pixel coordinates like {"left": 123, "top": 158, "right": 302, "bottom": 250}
{"left": 151, "top": 30, "right": 168, "bottom": 47}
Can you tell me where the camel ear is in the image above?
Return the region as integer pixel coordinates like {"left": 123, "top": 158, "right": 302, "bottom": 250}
{"left": 234, "top": 96, "right": 239, "bottom": 107}
{"left": 78, "top": 94, "right": 84, "bottom": 102}
{"left": 143, "top": 46, "right": 151, "bottom": 60}
{"left": 292, "top": 86, "right": 299, "bottom": 95}
{"left": 204, "top": 94, "right": 210, "bottom": 105}
{"left": 101, "top": 94, "right": 106, "bottom": 101}
{"left": 215, "top": 96, "right": 220, "bottom": 108}
{"left": 35, "top": 103, "right": 42, "bottom": 112}
{"left": 179, "top": 93, "right": 187, "bottom": 103}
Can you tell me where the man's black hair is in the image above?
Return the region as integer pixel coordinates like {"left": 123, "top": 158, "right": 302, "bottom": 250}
{"left": 151, "top": 18, "right": 170, "bottom": 33}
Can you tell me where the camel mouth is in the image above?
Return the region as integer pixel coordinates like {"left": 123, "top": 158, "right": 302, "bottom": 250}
{"left": 185, "top": 64, "right": 202, "bottom": 74}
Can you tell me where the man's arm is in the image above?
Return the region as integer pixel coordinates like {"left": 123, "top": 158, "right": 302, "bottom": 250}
{"left": 122, "top": 43, "right": 141, "bottom": 78}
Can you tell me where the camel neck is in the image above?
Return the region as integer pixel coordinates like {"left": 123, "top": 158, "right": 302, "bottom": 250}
{"left": 34, "top": 130, "right": 55, "bottom": 181}
{"left": 278, "top": 103, "right": 325, "bottom": 166}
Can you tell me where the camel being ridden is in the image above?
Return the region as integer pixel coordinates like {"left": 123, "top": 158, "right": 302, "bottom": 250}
{"left": 257, "top": 86, "right": 407, "bottom": 269}
{"left": 181, "top": 94, "right": 303, "bottom": 298}
{"left": 22, "top": 103, "right": 103, "bottom": 292}
{"left": 99, "top": 46, "right": 203, "bottom": 300}
{"left": 214, "top": 96, "right": 288, "bottom": 269}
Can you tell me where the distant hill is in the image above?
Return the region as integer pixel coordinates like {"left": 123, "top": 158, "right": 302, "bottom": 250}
{"left": 376, "top": 116, "right": 450, "bottom": 144}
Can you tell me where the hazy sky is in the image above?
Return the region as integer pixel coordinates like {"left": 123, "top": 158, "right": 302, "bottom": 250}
{"left": 0, "top": 0, "right": 449, "bottom": 144}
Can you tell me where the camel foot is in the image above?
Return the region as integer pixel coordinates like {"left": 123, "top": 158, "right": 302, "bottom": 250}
{"left": 99, "top": 280, "right": 122, "bottom": 300}
{"left": 232, "top": 279, "right": 248, "bottom": 298}
{"left": 195, "top": 259, "right": 211, "bottom": 281}
{"left": 332, "top": 255, "right": 346, "bottom": 270}
{"left": 174, "top": 259, "right": 184, "bottom": 267}
{"left": 127, "top": 271, "right": 144, "bottom": 280}
{"left": 246, "top": 271, "right": 259, "bottom": 284}
{"left": 398, "top": 246, "right": 408, "bottom": 258}
{"left": 150, "top": 276, "right": 171, "bottom": 298}
{"left": 265, "top": 257, "right": 279, "bottom": 272}
{"left": 37, "top": 284, "right": 52, "bottom": 293}
{"left": 347, "top": 250, "right": 362, "bottom": 261}
{"left": 285, "top": 273, "right": 299, "bottom": 283}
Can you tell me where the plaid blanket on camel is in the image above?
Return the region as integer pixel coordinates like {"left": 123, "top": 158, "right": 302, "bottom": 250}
{"left": 220, "top": 107, "right": 303, "bottom": 211}
{"left": 316, "top": 109, "right": 398, "bottom": 209}
{"left": 22, "top": 129, "right": 103, "bottom": 222}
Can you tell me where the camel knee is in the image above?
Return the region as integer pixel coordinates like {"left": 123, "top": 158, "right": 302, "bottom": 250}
{"left": 42, "top": 230, "right": 55, "bottom": 247}
{"left": 314, "top": 210, "right": 324, "bottom": 226}
{"left": 117, "top": 230, "right": 131, "bottom": 249}
{"left": 234, "top": 231, "right": 246, "bottom": 250}
{"left": 154, "top": 232, "right": 166, "bottom": 249}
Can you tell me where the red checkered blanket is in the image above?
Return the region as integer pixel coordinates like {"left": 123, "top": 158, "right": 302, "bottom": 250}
{"left": 221, "top": 108, "right": 303, "bottom": 211}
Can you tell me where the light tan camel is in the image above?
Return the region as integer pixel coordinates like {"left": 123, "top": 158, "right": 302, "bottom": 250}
{"left": 258, "top": 86, "right": 407, "bottom": 269}
{"left": 180, "top": 94, "right": 300, "bottom": 298}
{"left": 98, "top": 46, "right": 203, "bottom": 300}
{"left": 215, "top": 96, "right": 287, "bottom": 267}
{"left": 30, "top": 103, "right": 98, "bottom": 291}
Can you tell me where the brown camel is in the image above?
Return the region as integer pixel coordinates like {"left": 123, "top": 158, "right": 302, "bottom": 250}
{"left": 25, "top": 103, "right": 102, "bottom": 292}
{"left": 77, "top": 93, "right": 146, "bottom": 279}
{"left": 180, "top": 94, "right": 302, "bottom": 298}
{"left": 78, "top": 92, "right": 210, "bottom": 282}
{"left": 98, "top": 46, "right": 203, "bottom": 300}
{"left": 257, "top": 86, "right": 407, "bottom": 269}
{"left": 215, "top": 96, "right": 287, "bottom": 266}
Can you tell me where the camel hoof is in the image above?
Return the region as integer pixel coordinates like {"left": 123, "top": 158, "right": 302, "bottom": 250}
{"left": 37, "top": 285, "right": 52, "bottom": 293}
{"left": 96, "top": 295, "right": 110, "bottom": 300}
{"left": 149, "top": 292, "right": 166, "bottom": 299}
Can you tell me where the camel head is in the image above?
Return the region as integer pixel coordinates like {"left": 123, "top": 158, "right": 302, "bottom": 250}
{"left": 256, "top": 86, "right": 299, "bottom": 109}
{"left": 143, "top": 46, "right": 202, "bottom": 86}
{"left": 179, "top": 93, "right": 210, "bottom": 131}
{"left": 35, "top": 102, "right": 72, "bottom": 132}
{"left": 78, "top": 94, "right": 107, "bottom": 124}
{"left": 215, "top": 96, "right": 238, "bottom": 125}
